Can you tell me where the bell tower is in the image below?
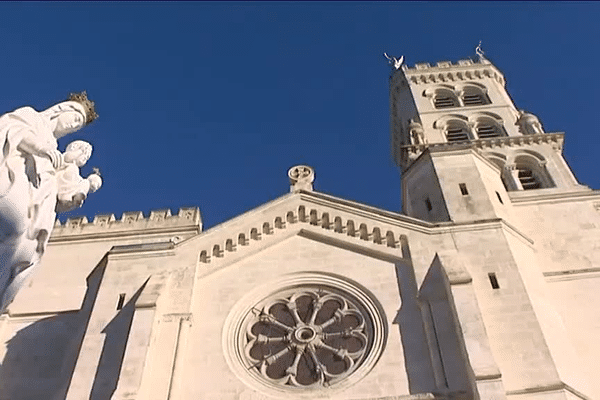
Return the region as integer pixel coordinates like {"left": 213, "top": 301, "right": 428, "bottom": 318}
{"left": 389, "top": 53, "right": 586, "bottom": 223}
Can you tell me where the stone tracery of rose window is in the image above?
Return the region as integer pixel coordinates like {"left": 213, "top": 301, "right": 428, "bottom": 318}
{"left": 243, "top": 287, "right": 373, "bottom": 388}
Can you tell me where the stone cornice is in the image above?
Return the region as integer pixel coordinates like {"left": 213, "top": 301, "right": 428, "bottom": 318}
{"left": 544, "top": 267, "right": 600, "bottom": 281}
{"left": 191, "top": 190, "right": 534, "bottom": 271}
{"left": 400, "top": 132, "right": 565, "bottom": 158}
{"left": 49, "top": 207, "right": 202, "bottom": 242}
{"left": 508, "top": 187, "right": 600, "bottom": 205}
{"left": 400, "top": 145, "right": 503, "bottom": 183}
{"left": 305, "top": 190, "right": 532, "bottom": 241}
{"left": 47, "top": 190, "right": 535, "bottom": 263}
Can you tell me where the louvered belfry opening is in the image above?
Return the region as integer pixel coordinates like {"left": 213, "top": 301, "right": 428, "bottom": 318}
{"left": 462, "top": 93, "right": 487, "bottom": 106}
{"left": 476, "top": 124, "right": 502, "bottom": 139}
{"left": 446, "top": 125, "right": 470, "bottom": 142}
{"left": 518, "top": 167, "right": 541, "bottom": 190}
{"left": 434, "top": 95, "right": 458, "bottom": 109}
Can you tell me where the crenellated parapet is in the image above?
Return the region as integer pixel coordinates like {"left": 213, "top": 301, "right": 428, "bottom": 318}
{"left": 50, "top": 207, "right": 202, "bottom": 240}
{"left": 395, "top": 58, "right": 505, "bottom": 86}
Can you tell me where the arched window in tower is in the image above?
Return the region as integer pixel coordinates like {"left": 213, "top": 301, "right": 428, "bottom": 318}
{"left": 513, "top": 154, "right": 555, "bottom": 191}
{"left": 476, "top": 123, "right": 501, "bottom": 138}
{"left": 473, "top": 118, "right": 505, "bottom": 139}
{"left": 432, "top": 89, "right": 459, "bottom": 109}
{"left": 460, "top": 85, "right": 490, "bottom": 106}
{"left": 517, "top": 166, "right": 541, "bottom": 190}
{"left": 444, "top": 121, "right": 471, "bottom": 142}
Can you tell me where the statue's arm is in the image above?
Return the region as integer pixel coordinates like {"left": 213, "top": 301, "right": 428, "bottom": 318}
{"left": 17, "top": 131, "right": 51, "bottom": 155}
{"left": 55, "top": 176, "right": 94, "bottom": 213}
{"left": 16, "top": 132, "right": 63, "bottom": 169}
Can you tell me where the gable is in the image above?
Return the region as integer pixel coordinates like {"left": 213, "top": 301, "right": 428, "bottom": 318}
{"left": 183, "top": 191, "right": 432, "bottom": 280}
{"left": 182, "top": 233, "right": 418, "bottom": 399}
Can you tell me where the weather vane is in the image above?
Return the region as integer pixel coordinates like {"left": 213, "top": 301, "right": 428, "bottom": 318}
{"left": 475, "top": 41, "right": 486, "bottom": 61}
{"left": 383, "top": 53, "right": 404, "bottom": 70}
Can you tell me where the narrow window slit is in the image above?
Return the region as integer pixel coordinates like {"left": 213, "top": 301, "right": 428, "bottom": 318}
{"left": 117, "top": 293, "right": 126, "bottom": 310}
{"left": 425, "top": 198, "right": 432, "bottom": 212}
{"left": 459, "top": 183, "right": 468, "bottom": 195}
{"left": 488, "top": 273, "right": 500, "bottom": 289}
{"left": 496, "top": 191, "right": 503, "bottom": 204}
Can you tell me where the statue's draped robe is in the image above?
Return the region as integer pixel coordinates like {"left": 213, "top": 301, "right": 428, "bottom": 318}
{"left": 0, "top": 107, "right": 58, "bottom": 312}
{"left": 55, "top": 163, "right": 90, "bottom": 213}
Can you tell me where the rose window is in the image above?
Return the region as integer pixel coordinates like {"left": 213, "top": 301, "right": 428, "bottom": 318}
{"left": 224, "top": 276, "right": 387, "bottom": 394}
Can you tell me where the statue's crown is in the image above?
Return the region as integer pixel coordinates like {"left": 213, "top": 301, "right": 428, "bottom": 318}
{"left": 68, "top": 91, "right": 98, "bottom": 124}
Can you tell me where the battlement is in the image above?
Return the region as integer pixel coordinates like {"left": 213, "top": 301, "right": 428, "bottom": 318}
{"left": 397, "top": 58, "right": 505, "bottom": 86}
{"left": 50, "top": 207, "right": 202, "bottom": 240}
{"left": 402, "top": 58, "right": 490, "bottom": 72}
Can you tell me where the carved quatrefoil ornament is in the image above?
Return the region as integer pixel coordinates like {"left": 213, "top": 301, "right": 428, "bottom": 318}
{"left": 223, "top": 273, "right": 387, "bottom": 396}
{"left": 288, "top": 165, "right": 315, "bottom": 192}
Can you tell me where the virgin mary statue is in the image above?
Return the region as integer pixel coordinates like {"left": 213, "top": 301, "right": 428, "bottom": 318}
{"left": 0, "top": 92, "right": 99, "bottom": 313}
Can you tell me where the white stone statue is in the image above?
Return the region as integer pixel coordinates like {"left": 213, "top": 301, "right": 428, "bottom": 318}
{"left": 0, "top": 92, "right": 99, "bottom": 313}
{"left": 475, "top": 40, "right": 486, "bottom": 61}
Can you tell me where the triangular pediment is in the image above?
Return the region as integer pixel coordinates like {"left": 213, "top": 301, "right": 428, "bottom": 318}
{"left": 179, "top": 190, "right": 431, "bottom": 276}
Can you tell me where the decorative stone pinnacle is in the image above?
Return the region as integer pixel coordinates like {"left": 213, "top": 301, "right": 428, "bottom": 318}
{"left": 288, "top": 165, "right": 314, "bottom": 192}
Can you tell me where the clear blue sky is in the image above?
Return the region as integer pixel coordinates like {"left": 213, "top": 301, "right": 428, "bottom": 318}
{"left": 2, "top": 3, "right": 599, "bottom": 229}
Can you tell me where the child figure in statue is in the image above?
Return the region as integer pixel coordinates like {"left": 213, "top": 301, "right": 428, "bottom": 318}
{"left": 55, "top": 140, "right": 102, "bottom": 213}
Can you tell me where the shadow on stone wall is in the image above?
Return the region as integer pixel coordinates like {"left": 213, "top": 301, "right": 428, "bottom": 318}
{"left": 418, "top": 258, "right": 475, "bottom": 398}
{"left": 393, "top": 236, "right": 438, "bottom": 395}
{"left": 0, "top": 257, "right": 108, "bottom": 400}
{"left": 394, "top": 267, "right": 440, "bottom": 394}
{"left": 89, "top": 282, "right": 146, "bottom": 400}
{"left": 0, "top": 312, "right": 82, "bottom": 400}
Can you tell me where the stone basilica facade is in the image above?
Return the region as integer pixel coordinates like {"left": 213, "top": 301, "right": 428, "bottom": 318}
{"left": 0, "top": 56, "right": 599, "bottom": 400}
